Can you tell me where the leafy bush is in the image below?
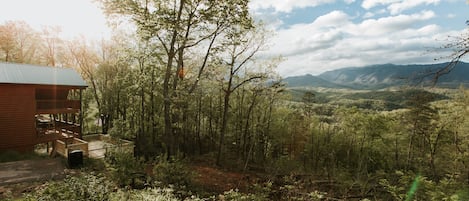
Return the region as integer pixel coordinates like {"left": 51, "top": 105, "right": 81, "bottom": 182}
{"left": 379, "top": 171, "right": 469, "bottom": 201}
{"left": 221, "top": 189, "right": 268, "bottom": 201}
{"left": 105, "top": 148, "right": 146, "bottom": 188}
{"left": 153, "top": 157, "right": 192, "bottom": 187}
{"left": 24, "top": 173, "right": 114, "bottom": 201}
{"left": 267, "top": 156, "right": 302, "bottom": 175}
{"left": 108, "top": 118, "right": 135, "bottom": 140}
{"left": 211, "top": 185, "right": 325, "bottom": 201}
{"left": 109, "top": 186, "right": 210, "bottom": 201}
{"left": 0, "top": 188, "right": 13, "bottom": 201}
{"left": 110, "top": 188, "right": 179, "bottom": 201}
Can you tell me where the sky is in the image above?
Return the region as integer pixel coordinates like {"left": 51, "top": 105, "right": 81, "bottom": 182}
{"left": 1, "top": 0, "right": 468, "bottom": 76}
{"left": 0, "top": 0, "right": 110, "bottom": 39}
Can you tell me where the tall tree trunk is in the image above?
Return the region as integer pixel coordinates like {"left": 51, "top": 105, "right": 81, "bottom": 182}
{"left": 217, "top": 90, "right": 231, "bottom": 166}
{"left": 406, "top": 123, "right": 416, "bottom": 170}
{"left": 429, "top": 129, "right": 442, "bottom": 179}
{"left": 242, "top": 92, "right": 257, "bottom": 160}
{"left": 394, "top": 132, "right": 400, "bottom": 169}
{"left": 163, "top": 0, "right": 185, "bottom": 158}
{"left": 196, "top": 94, "right": 203, "bottom": 154}
{"left": 151, "top": 64, "right": 156, "bottom": 145}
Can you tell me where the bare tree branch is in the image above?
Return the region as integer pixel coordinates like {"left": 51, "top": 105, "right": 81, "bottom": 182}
{"left": 231, "top": 75, "right": 265, "bottom": 92}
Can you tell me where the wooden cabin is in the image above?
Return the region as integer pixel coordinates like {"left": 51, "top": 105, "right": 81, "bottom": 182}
{"left": 0, "top": 63, "right": 87, "bottom": 152}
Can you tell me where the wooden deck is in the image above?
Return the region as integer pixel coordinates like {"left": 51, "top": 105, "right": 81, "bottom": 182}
{"left": 35, "top": 129, "right": 76, "bottom": 144}
{"left": 54, "top": 138, "right": 88, "bottom": 158}
{"left": 84, "top": 134, "right": 134, "bottom": 159}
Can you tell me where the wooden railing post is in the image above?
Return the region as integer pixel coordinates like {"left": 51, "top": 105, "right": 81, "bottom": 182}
{"left": 79, "top": 89, "right": 83, "bottom": 139}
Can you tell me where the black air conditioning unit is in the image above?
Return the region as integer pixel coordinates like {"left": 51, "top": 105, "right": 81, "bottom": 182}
{"left": 68, "top": 150, "right": 83, "bottom": 168}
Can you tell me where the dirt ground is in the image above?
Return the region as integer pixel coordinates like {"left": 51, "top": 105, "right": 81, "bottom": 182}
{"left": 192, "top": 165, "right": 257, "bottom": 193}
{"left": 0, "top": 158, "right": 67, "bottom": 198}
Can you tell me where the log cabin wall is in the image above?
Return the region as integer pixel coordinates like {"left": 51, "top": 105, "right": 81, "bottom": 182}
{"left": 0, "top": 84, "right": 36, "bottom": 152}
{"left": 0, "top": 62, "right": 87, "bottom": 153}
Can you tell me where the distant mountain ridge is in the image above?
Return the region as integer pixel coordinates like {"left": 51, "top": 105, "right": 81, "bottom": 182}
{"left": 284, "top": 62, "right": 469, "bottom": 89}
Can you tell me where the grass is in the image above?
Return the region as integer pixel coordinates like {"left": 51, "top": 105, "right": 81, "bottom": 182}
{"left": 0, "top": 150, "right": 48, "bottom": 163}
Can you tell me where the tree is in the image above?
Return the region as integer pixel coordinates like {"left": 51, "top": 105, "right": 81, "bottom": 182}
{"left": 66, "top": 37, "right": 118, "bottom": 134}
{"left": 0, "top": 21, "right": 41, "bottom": 64}
{"left": 0, "top": 22, "right": 16, "bottom": 62}
{"left": 41, "top": 26, "right": 63, "bottom": 66}
{"left": 302, "top": 91, "right": 315, "bottom": 116}
{"left": 99, "top": 0, "right": 254, "bottom": 158}
{"left": 214, "top": 23, "right": 270, "bottom": 165}
{"left": 404, "top": 90, "right": 438, "bottom": 172}
{"left": 429, "top": 21, "right": 469, "bottom": 84}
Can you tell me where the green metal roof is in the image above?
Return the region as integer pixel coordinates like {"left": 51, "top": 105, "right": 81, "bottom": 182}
{"left": 0, "top": 62, "right": 87, "bottom": 87}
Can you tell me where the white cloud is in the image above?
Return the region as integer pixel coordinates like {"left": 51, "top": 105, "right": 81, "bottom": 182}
{"left": 266, "top": 11, "right": 349, "bottom": 58}
{"left": 314, "top": 10, "right": 350, "bottom": 27}
{"left": 249, "top": 0, "right": 335, "bottom": 13}
{"left": 361, "top": 0, "right": 400, "bottom": 10}
{"left": 261, "top": 10, "right": 457, "bottom": 76}
{"left": 447, "top": 14, "right": 456, "bottom": 18}
{"left": 388, "top": 0, "right": 440, "bottom": 15}
{"left": 361, "top": 0, "right": 441, "bottom": 15}
{"left": 349, "top": 10, "right": 436, "bottom": 36}
{"left": 363, "top": 12, "right": 375, "bottom": 18}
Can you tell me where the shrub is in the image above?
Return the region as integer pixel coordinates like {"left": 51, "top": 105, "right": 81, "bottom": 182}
{"left": 24, "top": 173, "right": 114, "bottom": 201}
{"left": 379, "top": 171, "right": 469, "bottom": 201}
{"left": 153, "top": 157, "right": 192, "bottom": 188}
{"left": 221, "top": 189, "right": 268, "bottom": 201}
{"left": 108, "top": 118, "right": 135, "bottom": 140}
{"left": 110, "top": 188, "right": 179, "bottom": 201}
{"left": 267, "top": 156, "right": 302, "bottom": 175}
{"left": 105, "top": 148, "right": 146, "bottom": 188}
{"left": 109, "top": 187, "right": 208, "bottom": 201}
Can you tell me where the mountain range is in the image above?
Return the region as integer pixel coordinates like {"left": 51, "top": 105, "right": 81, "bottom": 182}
{"left": 284, "top": 62, "right": 469, "bottom": 89}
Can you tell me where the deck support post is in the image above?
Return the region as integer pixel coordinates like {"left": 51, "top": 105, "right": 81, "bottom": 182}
{"left": 79, "top": 89, "right": 83, "bottom": 139}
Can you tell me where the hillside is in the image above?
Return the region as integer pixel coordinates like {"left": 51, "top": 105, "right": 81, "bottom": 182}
{"left": 282, "top": 74, "right": 351, "bottom": 89}
{"left": 284, "top": 62, "right": 469, "bottom": 89}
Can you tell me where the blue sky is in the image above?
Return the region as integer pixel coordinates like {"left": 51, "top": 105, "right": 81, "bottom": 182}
{"left": 249, "top": 0, "right": 469, "bottom": 76}
{"left": 1, "top": 0, "right": 468, "bottom": 76}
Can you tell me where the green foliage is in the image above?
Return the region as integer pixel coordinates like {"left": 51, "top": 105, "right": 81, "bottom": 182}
{"left": 289, "top": 88, "right": 448, "bottom": 111}
{"left": 379, "top": 171, "right": 469, "bottom": 201}
{"left": 0, "top": 150, "right": 46, "bottom": 163}
{"left": 221, "top": 189, "right": 268, "bottom": 201}
{"left": 24, "top": 173, "right": 115, "bottom": 201}
{"left": 224, "top": 179, "right": 331, "bottom": 201}
{"left": 153, "top": 157, "right": 192, "bottom": 187}
{"left": 109, "top": 188, "right": 180, "bottom": 201}
{"left": 287, "top": 88, "right": 330, "bottom": 103}
{"left": 267, "top": 156, "right": 303, "bottom": 175}
{"left": 24, "top": 176, "right": 206, "bottom": 201}
{"left": 0, "top": 188, "right": 13, "bottom": 201}
{"left": 105, "top": 148, "right": 146, "bottom": 188}
{"left": 108, "top": 118, "right": 136, "bottom": 140}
